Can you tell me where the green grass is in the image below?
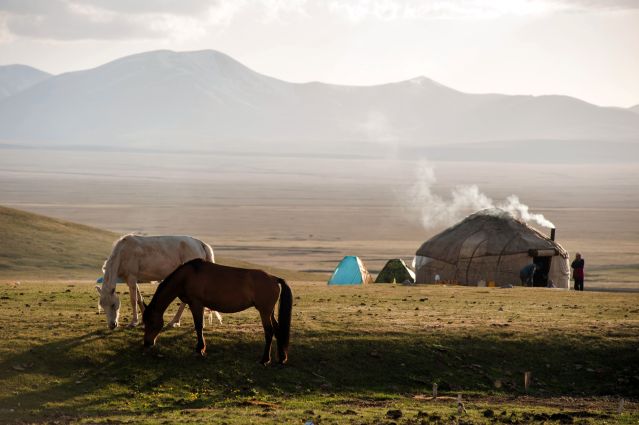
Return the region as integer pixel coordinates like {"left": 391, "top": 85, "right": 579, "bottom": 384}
{"left": 0, "top": 281, "right": 637, "bottom": 424}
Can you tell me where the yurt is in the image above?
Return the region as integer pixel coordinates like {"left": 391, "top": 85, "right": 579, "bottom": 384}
{"left": 375, "top": 259, "right": 416, "bottom": 283}
{"left": 328, "top": 256, "right": 373, "bottom": 285}
{"left": 414, "top": 209, "right": 570, "bottom": 288}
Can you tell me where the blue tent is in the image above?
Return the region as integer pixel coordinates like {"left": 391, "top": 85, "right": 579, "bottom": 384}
{"left": 328, "top": 256, "right": 372, "bottom": 285}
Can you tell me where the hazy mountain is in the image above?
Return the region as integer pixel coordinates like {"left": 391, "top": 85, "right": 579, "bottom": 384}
{"left": 0, "top": 50, "right": 638, "bottom": 153}
{"left": 630, "top": 104, "right": 639, "bottom": 114}
{"left": 0, "top": 65, "right": 51, "bottom": 101}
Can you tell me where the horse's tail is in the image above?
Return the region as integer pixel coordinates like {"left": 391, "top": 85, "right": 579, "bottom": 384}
{"left": 276, "top": 277, "right": 292, "bottom": 353}
{"left": 201, "top": 240, "right": 215, "bottom": 263}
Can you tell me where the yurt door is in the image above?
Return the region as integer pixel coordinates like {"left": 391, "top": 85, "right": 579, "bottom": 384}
{"left": 532, "top": 256, "right": 552, "bottom": 286}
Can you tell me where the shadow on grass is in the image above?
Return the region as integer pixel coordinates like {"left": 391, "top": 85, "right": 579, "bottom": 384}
{"left": 0, "top": 326, "right": 636, "bottom": 421}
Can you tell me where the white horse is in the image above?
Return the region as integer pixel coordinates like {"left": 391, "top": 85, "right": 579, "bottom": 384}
{"left": 96, "top": 234, "right": 221, "bottom": 329}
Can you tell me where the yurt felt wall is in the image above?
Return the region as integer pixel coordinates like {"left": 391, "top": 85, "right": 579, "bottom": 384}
{"left": 414, "top": 209, "right": 570, "bottom": 288}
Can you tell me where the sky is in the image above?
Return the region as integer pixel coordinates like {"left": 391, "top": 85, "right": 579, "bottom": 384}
{"left": 0, "top": 0, "right": 638, "bottom": 107}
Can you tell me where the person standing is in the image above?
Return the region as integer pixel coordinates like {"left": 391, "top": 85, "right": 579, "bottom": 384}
{"left": 571, "top": 253, "right": 585, "bottom": 291}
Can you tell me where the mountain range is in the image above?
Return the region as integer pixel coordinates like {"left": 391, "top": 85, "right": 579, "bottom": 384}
{"left": 0, "top": 64, "right": 51, "bottom": 101}
{"left": 0, "top": 49, "right": 638, "bottom": 155}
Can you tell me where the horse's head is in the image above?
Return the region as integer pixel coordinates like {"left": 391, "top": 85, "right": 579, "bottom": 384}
{"left": 96, "top": 285, "right": 121, "bottom": 329}
{"left": 142, "top": 305, "right": 163, "bottom": 349}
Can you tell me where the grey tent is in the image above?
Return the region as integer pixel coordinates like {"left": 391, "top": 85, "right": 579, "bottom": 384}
{"left": 414, "top": 209, "right": 570, "bottom": 288}
{"left": 375, "top": 259, "right": 416, "bottom": 283}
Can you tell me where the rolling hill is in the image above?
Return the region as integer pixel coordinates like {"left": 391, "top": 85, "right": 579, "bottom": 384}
{"left": 0, "top": 206, "right": 116, "bottom": 278}
{"left": 0, "top": 49, "right": 638, "bottom": 154}
{"left": 0, "top": 64, "right": 51, "bottom": 101}
{"left": 0, "top": 206, "right": 322, "bottom": 280}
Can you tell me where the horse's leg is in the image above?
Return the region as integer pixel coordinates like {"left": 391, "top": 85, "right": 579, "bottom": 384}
{"left": 202, "top": 308, "right": 219, "bottom": 327}
{"left": 270, "top": 311, "right": 286, "bottom": 364}
{"left": 259, "top": 309, "right": 275, "bottom": 366}
{"left": 271, "top": 311, "right": 280, "bottom": 333}
{"left": 136, "top": 285, "right": 145, "bottom": 312}
{"left": 126, "top": 277, "right": 140, "bottom": 328}
{"left": 200, "top": 309, "right": 208, "bottom": 329}
{"left": 172, "top": 304, "right": 207, "bottom": 330}
{"left": 190, "top": 302, "right": 206, "bottom": 356}
{"left": 167, "top": 303, "right": 186, "bottom": 328}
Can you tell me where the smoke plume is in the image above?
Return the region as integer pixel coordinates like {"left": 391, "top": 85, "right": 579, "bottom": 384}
{"left": 410, "top": 162, "right": 555, "bottom": 229}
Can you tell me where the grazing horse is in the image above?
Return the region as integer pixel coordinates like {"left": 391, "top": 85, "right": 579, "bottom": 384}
{"left": 96, "top": 234, "right": 221, "bottom": 329}
{"left": 143, "top": 259, "right": 292, "bottom": 365}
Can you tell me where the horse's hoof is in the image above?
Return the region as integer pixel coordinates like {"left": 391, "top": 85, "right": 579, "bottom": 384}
{"left": 126, "top": 321, "right": 139, "bottom": 328}
{"left": 259, "top": 360, "right": 271, "bottom": 367}
{"left": 144, "top": 351, "right": 164, "bottom": 359}
{"left": 193, "top": 349, "right": 207, "bottom": 358}
{"left": 167, "top": 322, "right": 180, "bottom": 328}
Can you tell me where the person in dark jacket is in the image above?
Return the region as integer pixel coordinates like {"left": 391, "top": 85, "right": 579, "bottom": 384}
{"left": 571, "top": 253, "right": 585, "bottom": 291}
{"left": 519, "top": 263, "right": 536, "bottom": 286}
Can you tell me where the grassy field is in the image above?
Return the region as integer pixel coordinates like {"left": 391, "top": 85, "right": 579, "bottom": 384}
{"left": 0, "top": 280, "right": 637, "bottom": 424}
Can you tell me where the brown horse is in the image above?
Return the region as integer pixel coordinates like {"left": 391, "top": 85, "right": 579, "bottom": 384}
{"left": 142, "top": 259, "right": 292, "bottom": 365}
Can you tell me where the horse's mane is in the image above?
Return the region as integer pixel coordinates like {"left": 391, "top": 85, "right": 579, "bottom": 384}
{"left": 201, "top": 241, "right": 215, "bottom": 263}
{"left": 102, "top": 234, "right": 137, "bottom": 288}
{"left": 146, "top": 258, "right": 205, "bottom": 311}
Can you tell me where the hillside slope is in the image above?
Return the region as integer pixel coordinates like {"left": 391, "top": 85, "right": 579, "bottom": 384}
{"left": 0, "top": 206, "right": 117, "bottom": 278}
{"left": 0, "top": 206, "right": 321, "bottom": 280}
{"left": 0, "top": 65, "right": 51, "bottom": 101}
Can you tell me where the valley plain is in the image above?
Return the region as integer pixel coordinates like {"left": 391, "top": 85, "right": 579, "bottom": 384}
{"left": 1, "top": 146, "right": 638, "bottom": 289}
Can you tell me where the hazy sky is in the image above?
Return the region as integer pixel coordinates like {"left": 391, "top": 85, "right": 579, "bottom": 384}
{"left": 0, "top": 0, "right": 638, "bottom": 107}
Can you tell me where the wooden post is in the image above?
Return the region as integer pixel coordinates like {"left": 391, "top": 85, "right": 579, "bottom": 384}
{"left": 618, "top": 399, "right": 624, "bottom": 414}
{"left": 524, "top": 371, "right": 532, "bottom": 392}
{"left": 432, "top": 383, "right": 438, "bottom": 399}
